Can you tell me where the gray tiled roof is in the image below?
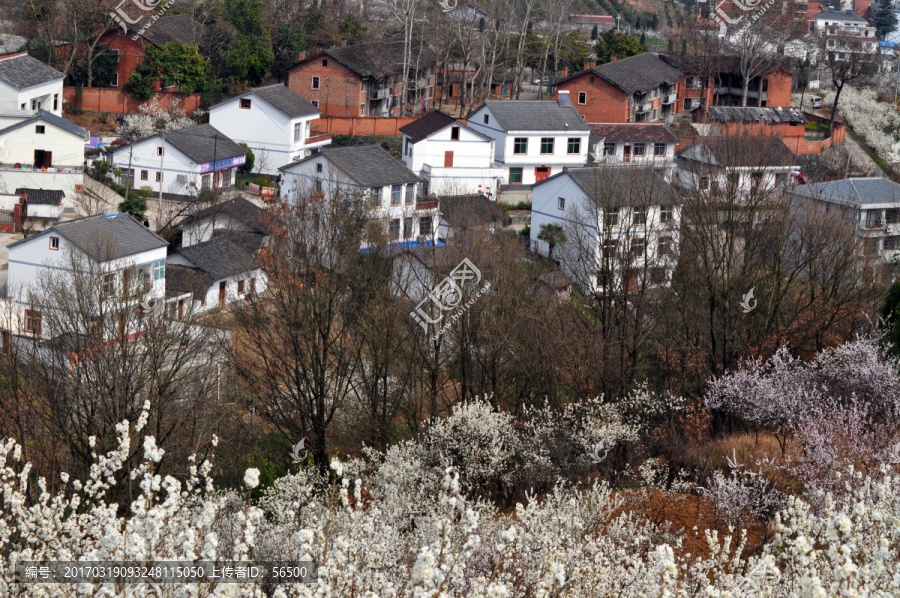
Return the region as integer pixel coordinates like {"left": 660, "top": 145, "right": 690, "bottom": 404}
{"left": 399, "top": 111, "right": 460, "bottom": 143}
{"left": 8, "top": 213, "right": 168, "bottom": 260}
{"left": 286, "top": 145, "right": 420, "bottom": 186}
{"left": 165, "top": 264, "right": 213, "bottom": 299}
{"left": 791, "top": 178, "right": 900, "bottom": 206}
{"left": 472, "top": 100, "right": 590, "bottom": 132}
{"left": 590, "top": 123, "right": 679, "bottom": 143}
{"left": 706, "top": 106, "right": 806, "bottom": 125}
{"left": 676, "top": 137, "right": 797, "bottom": 168}
{"left": 0, "top": 109, "right": 87, "bottom": 138}
{"left": 180, "top": 196, "right": 270, "bottom": 235}
{"left": 439, "top": 194, "right": 511, "bottom": 229}
{"left": 590, "top": 53, "right": 682, "bottom": 95}
{"left": 316, "top": 38, "right": 432, "bottom": 79}
{"left": 175, "top": 236, "right": 260, "bottom": 281}
{"left": 546, "top": 166, "right": 679, "bottom": 207}
{"left": 141, "top": 14, "right": 202, "bottom": 46}
{"left": 211, "top": 229, "right": 268, "bottom": 256}
{"left": 164, "top": 124, "right": 245, "bottom": 164}
{"left": 0, "top": 53, "right": 64, "bottom": 89}
{"left": 815, "top": 10, "right": 868, "bottom": 23}
{"left": 15, "top": 188, "right": 65, "bottom": 205}
{"left": 244, "top": 84, "right": 320, "bottom": 118}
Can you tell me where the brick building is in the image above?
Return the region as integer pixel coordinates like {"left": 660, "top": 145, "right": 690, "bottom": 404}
{"left": 284, "top": 38, "right": 436, "bottom": 118}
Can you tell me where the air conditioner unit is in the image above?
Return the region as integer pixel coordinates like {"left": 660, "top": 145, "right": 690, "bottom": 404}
{"left": 176, "top": 174, "right": 187, "bottom": 183}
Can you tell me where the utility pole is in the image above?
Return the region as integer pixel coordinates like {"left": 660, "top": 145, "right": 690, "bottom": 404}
{"left": 123, "top": 134, "right": 135, "bottom": 207}
{"left": 616, "top": 14, "right": 620, "bottom": 32}
{"left": 157, "top": 130, "right": 165, "bottom": 226}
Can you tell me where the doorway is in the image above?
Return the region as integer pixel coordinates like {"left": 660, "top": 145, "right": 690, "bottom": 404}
{"left": 535, "top": 166, "right": 550, "bottom": 182}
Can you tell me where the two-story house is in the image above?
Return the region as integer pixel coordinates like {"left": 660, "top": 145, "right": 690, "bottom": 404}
{"left": 6, "top": 213, "right": 169, "bottom": 339}
{"left": 399, "top": 110, "right": 505, "bottom": 195}
{"left": 589, "top": 123, "right": 679, "bottom": 167}
{"left": 465, "top": 99, "right": 591, "bottom": 185}
{"left": 109, "top": 123, "right": 246, "bottom": 201}
{"left": 0, "top": 52, "right": 64, "bottom": 116}
{"left": 789, "top": 177, "right": 900, "bottom": 263}
{"left": 178, "top": 196, "right": 270, "bottom": 249}
{"left": 279, "top": 145, "right": 438, "bottom": 246}
{"left": 209, "top": 84, "right": 331, "bottom": 175}
{"left": 554, "top": 53, "right": 683, "bottom": 124}
{"left": 530, "top": 166, "right": 680, "bottom": 293}
{"left": 285, "top": 38, "right": 436, "bottom": 117}
{"left": 0, "top": 109, "right": 88, "bottom": 205}
{"left": 814, "top": 7, "right": 879, "bottom": 60}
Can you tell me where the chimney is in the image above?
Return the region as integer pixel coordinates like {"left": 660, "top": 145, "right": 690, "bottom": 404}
{"left": 340, "top": 39, "right": 348, "bottom": 47}
{"left": 583, "top": 62, "right": 590, "bottom": 71}
{"left": 829, "top": 5, "right": 834, "bottom": 11}
{"left": 561, "top": 68, "right": 568, "bottom": 78}
{"left": 590, "top": 61, "right": 597, "bottom": 67}
{"left": 298, "top": 51, "right": 306, "bottom": 61}
{"left": 610, "top": 55, "right": 617, "bottom": 62}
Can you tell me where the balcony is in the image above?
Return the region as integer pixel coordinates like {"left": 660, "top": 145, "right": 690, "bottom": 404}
{"left": 305, "top": 132, "right": 332, "bottom": 146}
{"left": 370, "top": 87, "right": 390, "bottom": 100}
{"left": 415, "top": 199, "right": 438, "bottom": 211}
{"left": 415, "top": 78, "right": 430, "bottom": 89}
{"left": 0, "top": 163, "right": 83, "bottom": 173}
{"left": 635, "top": 102, "right": 653, "bottom": 113}
{"left": 662, "top": 93, "right": 677, "bottom": 105}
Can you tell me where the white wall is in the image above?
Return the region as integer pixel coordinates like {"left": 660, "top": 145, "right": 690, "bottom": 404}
{"left": 183, "top": 214, "right": 259, "bottom": 247}
{"left": 424, "top": 166, "right": 507, "bottom": 196}
{"left": 401, "top": 125, "right": 495, "bottom": 173}
{"left": 0, "top": 78, "right": 63, "bottom": 116}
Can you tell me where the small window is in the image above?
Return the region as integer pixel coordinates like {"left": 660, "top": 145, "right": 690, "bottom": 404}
{"left": 567, "top": 138, "right": 580, "bottom": 154}
{"left": 112, "top": 49, "right": 119, "bottom": 64}
{"left": 49, "top": 236, "right": 59, "bottom": 250}
{"left": 20, "top": 103, "right": 24, "bottom": 110}
{"left": 540, "top": 138, "right": 554, "bottom": 154}
{"left": 295, "top": 123, "right": 303, "bottom": 142}
{"left": 389, "top": 219, "right": 400, "bottom": 240}
{"left": 311, "top": 100, "right": 319, "bottom": 107}
{"left": 316, "top": 162, "right": 323, "bottom": 173}
{"left": 603, "top": 142, "right": 616, "bottom": 156}
{"left": 240, "top": 98, "right": 252, "bottom": 109}
{"left": 156, "top": 147, "right": 164, "bottom": 156}
{"left": 653, "top": 142, "right": 666, "bottom": 157}
{"left": 420, "top": 216, "right": 433, "bottom": 236}
{"left": 483, "top": 114, "right": 489, "bottom": 124}
{"left": 578, "top": 91, "right": 586, "bottom": 104}
{"left": 404, "top": 217, "right": 413, "bottom": 238}
{"left": 660, "top": 205, "right": 674, "bottom": 224}
{"left": 141, "top": 170, "right": 148, "bottom": 181}
{"left": 605, "top": 208, "right": 619, "bottom": 227}
{"left": 371, "top": 186, "right": 382, "bottom": 206}
{"left": 602, "top": 239, "right": 618, "bottom": 259}
{"left": 633, "top": 142, "right": 646, "bottom": 156}
{"left": 391, "top": 184, "right": 402, "bottom": 206}
{"left": 24, "top": 309, "right": 42, "bottom": 334}
{"left": 312, "top": 76, "right": 320, "bottom": 90}
{"left": 658, "top": 236, "right": 673, "bottom": 256}
{"left": 322, "top": 59, "right": 328, "bottom": 66}
{"left": 112, "top": 73, "right": 119, "bottom": 87}
{"left": 699, "top": 176, "right": 711, "bottom": 190}
{"left": 156, "top": 172, "right": 162, "bottom": 182}
{"left": 633, "top": 206, "right": 647, "bottom": 225}
{"left": 238, "top": 280, "right": 245, "bottom": 295}
{"left": 406, "top": 183, "right": 416, "bottom": 204}
{"left": 451, "top": 126, "right": 460, "bottom": 140}
{"left": 314, "top": 179, "right": 323, "bottom": 193}
{"left": 509, "top": 167, "right": 523, "bottom": 184}
{"left": 153, "top": 259, "right": 165, "bottom": 280}
{"left": 35, "top": 125, "right": 45, "bottom": 134}
{"left": 589, "top": 76, "right": 595, "bottom": 84}
{"left": 513, "top": 138, "right": 528, "bottom": 154}
{"left": 557, "top": 197, "right": 565, "bottom": 210}
{"left": 630, "top": 238, "right": 645, "bottom": 258}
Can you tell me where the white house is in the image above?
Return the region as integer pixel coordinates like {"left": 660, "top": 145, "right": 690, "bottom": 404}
{"left": 166, "top": 236, "right": 267, "bottom": 315}
{"left": 674, "top": 137, "right": 799, "bottom": 198}
{"left": 588, "top": 123, "right": 679, "bottom": 168}
{"left": 109, "top": 124, "right": 246, "bottom": 201}
{"left": 279, "top": 145, "right": 439, "bottom": 246}
{"left": 466, "top": 99, "right": 591, "bottom": 186}
{"left": 5, "top": 213, "right": 169, "bottom": 339}
{"left": 436, "top": 193, "right": 511, "bottom": 242}
{"left": 530, "top": 166, "right": 680, "bottom": 293}
{"left": 209, "top": 84, "right": 331, "bottom": 175}
{"left": 788, "top": 177, "right": 900, "bottom": 264}
{"left": 0, "top": 109, "right": 88, "bottom": 205}
{"left": 814, "top": 8, "right": 879, "bottom": 59}
{"left": 0, "top": 52, "right": 65, "bottom": 116}
{"left": 178, "top": 196, "right": 270, "bottom": 248}
{"left": 399, "top": 111, "right": 505, "bottom": 196}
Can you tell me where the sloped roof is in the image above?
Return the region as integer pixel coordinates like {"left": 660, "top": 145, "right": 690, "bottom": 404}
{"left": 676, "top": 136, "right": 798, "bottom": 168}
{"left": 180, "top": 196, "right": 270, "bottom": 235}
{"left": 539, "top": 166, "right": 679, "bottom": 207}
{"left": 706, "top": 106, "right": 806, "bottom": 125}
{"left": 9, "top": 213, "right": 168, "bottom": 261}
{"left": 15, "top": 188, "right": 65, "bottom": 205}
{"left": 175, "top": 236, "right": 260, "bottom": 281}
{"left": 584, "top": 53, "right": 682, "bottom": 95}
{"left": 0, "top": 109, "right": 87, "bottom": 138}
{"left": 291, "top": 38, "right": 433, "bottom": 79}
{"left": 163, "top": 124, "right": 245, "bottom": 164}
{"left": 590, "top": 123, "right": 679, "bottom": 143}
{"left": 165, "top": 263, "right": 213, "bottom": 299}
{"left": 211, "top": 229, "right": 268, "bottom": 256}
{"left": 0, "top": 52, "right": 64, "bottom": 90}
{"left": 141, "top": 14, "right": 202, "bottom": 46}
{"left": 471, "top": 100, "right": 590, "bottom": 132}
{"left": 569, "top": 14, "right": 615, "bottom": 23}
{"left": 282, "top": 145, "right": 420, "bottom": 186}
{"left": 399, "top": 111, "right": 460, "bottom": 143}
{"left": 236, "top": 84, "right": 320, "bottom": 118}
{"left": 815, "top": 10, "right": 867, "bottom": 23}
{"left": 439, "top": 194, "right": 511, "bottom": 229}
{"left": 791, "top": 177, "right": 900, "bottom": 207}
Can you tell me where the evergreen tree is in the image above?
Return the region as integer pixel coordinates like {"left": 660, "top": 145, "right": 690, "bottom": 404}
{"left": 591, "top": 24, "right": 598, "bottom": 40}
{"left": 874, "top": 0, "right": 898, "bottom": 40}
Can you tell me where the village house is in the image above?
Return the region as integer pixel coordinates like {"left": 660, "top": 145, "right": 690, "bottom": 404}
{"left": 0, "top": 109, "right": 88, "bottom": 205}
{"left": 285, "top": 38, "right": 436, "bottom": 117}
{"left": 589, "top": 123, "right": 679, "bottom": 167}
{"left": 701, "top": 106, "right": 847, "bottom": 154}
{"left": 399, "top": 110, "right": 505, "bottom": 196}
{"left": 814, "top": 7, "right": 879, "bottom": 59}
{"left": 436, "top": 193, "right": 511, "bottom": 241}
{"left": 0, "top": 51, "right": 65, "bottom": 116}
{"left": 530, "top": 166, "right": 680, "bottom": 293}
{"left": 209, "top": 84, "right": 331, "bottom": 175}
{"left": 465, "top": 99, "right": 591, "bottom": 185}
{"left": 279, "top": 145, "right": 438, "bottom": 246}
{"left": 568, "top": 14, "right": 616, "bottom": 36}
{"left": 177, "top": 196, "right": 270, "bottom": 249}
{"left": 109, "top": 123, "right": 245, "bottom": 201}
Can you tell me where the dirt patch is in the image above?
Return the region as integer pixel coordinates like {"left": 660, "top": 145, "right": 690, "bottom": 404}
{"left": 65, "top": 111, "right": 120, "bottom": 137}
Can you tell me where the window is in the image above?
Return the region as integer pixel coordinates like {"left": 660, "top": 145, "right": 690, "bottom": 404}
{"left": 322, "top": 59, "right": 328, "bottom": 66}
{"left": 20, "top": 103, "right": 24, "bottom": 110}
{"left": 316, "top": 163, "right": 323, "bottom": 173}
{"left": 602, "top": 240, "right": 618, "bottom": 259}
{"left": 238, "top": 280, "right": 245, "bottom": 295}
{"left": 406, "top": 183, "right": 415, "bottom": 204}
{"left": 391, "top": 184, "right": 402, "bottom": 205}
{"left": 250, "top": 278, "right": 256, "bottom": 294}
{"left": 630, "top": 238, "right": 645, "bottom": 258}
{"left": 578, "top": 91, "right": 586, "bottom": 104}
{"left": 558, "top": 197, "right": 565, "bottom": 210}
{"left": 312, "top": 76, "right": 320, "bottom": 90}
{"left": 311, "top": 100, "right": 319, "bottom": 107}
{"left": 294, "top": 123, "right": 302, "bottom": 142}
{"left": 112, "top": 74, "right": 119, "bottom": 87}
{"left": 141, "top": 170, "right": 148, "bottom": 181}
{"left": 314, "top": 179, "right": 323, "bottom": 193}
{"left": 371, "top": 187, "right": 382, "bottom": 206}
{"left": 660, "top": 205, "right": 673, "bottom": 224}
{"left": 153, "top": 259, "right": 164, "bottom": 280}
{"left": 24, "top": 310, "right": 42, "bottom": 335}
{"left": 451, "top": 126, "right": 460, "bottom": 140}
{"left": 201, "top": 174, "right": 212, "bottom": 189}
{"left": 35, "top": 125, "right": 45, "bottom": 134}
{"left": 540, "top": 137, "right": 554, "bottom": 154}
{"left": 240, "top": 98, "right": 252, "bottom": 109}
{"left": 589, "top": 76, "right": 595, "bottom": 84}
{"left": 389, "top": 219, "right": 400, "bottom": 240}
{"left": 727, "top": 172, "right": 740, "bottom": 188}
{"left": 31, "top": 99, "right": 40, "bottom": 110}
{"left": 221, "top": 168, "right": 232, "bottom": 187}
{"left": 420, "top": 216, "right": 433, "bottom": 236}
{"left": 156, "top": 172, "right": 162, "bottom": 182}
{"left": 483, "top": 114, "right": 489, "bottom": 124}
{"left": 658, "top": 236, "right": 673, "bottom": 257}
{"left": 513, "top": 138, "right": 528, "bottom": 154}
{"left": 750, "top": 171, "right": 763, "bottom": 190}
{"left": 603, "top": 142, "right": 616, "bottom": 156}
{"left": 885, "top": 236, "right": 900, "bottom": 250}
{"left": 112, "top": 49, "right": 119, "bottom": 63}
{"left": 404, "top": 217, "right": 413, "bottom": 238}
{"left": 633, "top": 206, "right": 647, "bottom": 225}
{"left": 102, "top": 273, "right": 116, "bottom": 298}
{"left": 887, "top": 209, "right": 900, "bottom": 225}
{"left": 49, "top": 236, "right": 59, "bottom": 250}
{"left": 605, "top": 208, "right": 619, "bottom": 227}
{"left": 653, "top": 142, "right": 666, "bottom": 157}
{"left": 567, "top": 138, "right": 581, "bottom": 154}
{"left": 699, "top": 176, "right": 710, "bottom": 190}
{"left": 633, "top": 142, "right": 646, "bottom": 156}
{"left": 156, "top": 147, "right": 164, "bottom": 156}
{"left": 508, "top": 167, "right": 523, "bottom": 184}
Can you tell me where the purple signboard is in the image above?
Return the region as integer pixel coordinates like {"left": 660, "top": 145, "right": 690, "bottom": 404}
{"left": 199, "top": 154, "right": 246, "bottom": 174}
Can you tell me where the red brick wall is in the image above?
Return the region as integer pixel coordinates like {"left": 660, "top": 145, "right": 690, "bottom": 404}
{"left": 556, "top": 72, "right": 630, "bottom": 123}
{"left": 103, "top": 34, "right": 147, "bottom": 89}
{"left": 312, "top": 116, "right": 419, "bottom": 136}
{"left": 765, "top": 71, "right": 793, "bottom": 108}
{"left": 286, "top": 56, "right": 366, "bottom": 117}
{"left": 64, "top": 87, "right": 201, "bottom": 115}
